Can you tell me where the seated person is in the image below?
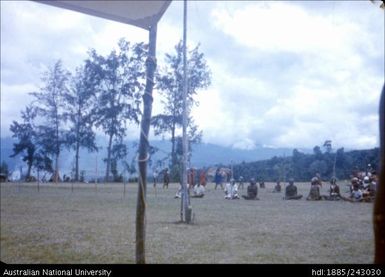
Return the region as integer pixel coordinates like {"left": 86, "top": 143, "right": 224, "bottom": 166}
{"left": 367, "top": 177, "right": 376, "bottom": 196}
{"left": 349, "top": 177, "right": 360, "bottom": 193}
{"left": 191, "top": 183, "right": 205, "bottom": 198}
{"left": 306, "top": 177, "right": 322, "bottom": 200}
{"left": 350, "top": 182, "right": 364, "bottom": 202}
{"left": 362, "top": 176, "right": 376, "bottom": 202}
{"left": 272, "top": 181, "right": 281, "bottom": 192}
{"left": 225, "top": 179, "right": 240, "bottom": 199}
{"left": 259, "top": 181, "right": 265, "bottom": 189}
{"left": 325, "top": 177, "right": 341, "bottom": 200}
{"left": 242, "top": 178, "right": 259, "bottom": 200}
{"left": 283, "top": 178, "right": 302, "bottom": 200}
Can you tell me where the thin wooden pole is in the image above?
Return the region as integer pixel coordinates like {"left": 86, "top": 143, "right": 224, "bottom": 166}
{"left": 374, "top": 84, "right": 385, "bottom": 264}
{"left": 135, "top": 24, "right": 157, "bottom": 264}
{"left": 181, "top": 0, "right": 192, "bottom": 224}
{"left": 37, "top": 169, "right": 40, "bottom": 192}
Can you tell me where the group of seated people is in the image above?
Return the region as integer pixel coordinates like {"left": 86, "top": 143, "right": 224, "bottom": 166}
{"left": 305, "top": 174, "right": 377, "bottom": 202}
{"left": 222, "top": 173, "right": 377, "bottom": 202}
{"left": 174, "top": 172, "right": 377, "bottom": 203}
{"left": 345, "top": 175, "right": 376, "bottom": 202}
{"left": 175, "top": 182, "right": 206, "bottom": 199}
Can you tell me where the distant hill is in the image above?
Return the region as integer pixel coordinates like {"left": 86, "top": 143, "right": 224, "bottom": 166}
{"left": 1, "top": 136, "right": 312, "bottom": 177}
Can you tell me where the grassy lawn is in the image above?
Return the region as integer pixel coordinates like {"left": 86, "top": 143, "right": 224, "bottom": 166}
{"left": 0, "top": 181, "right": 374, "bottom": 264}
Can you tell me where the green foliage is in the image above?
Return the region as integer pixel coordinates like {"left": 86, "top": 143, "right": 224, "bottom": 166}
{"left": 64, "top": 65, "right": 98, "bottom": 181}
{"left": 9, "top": 105, "right": 53, "bottom": 178}
{"left": 151, "top": 41, "right": 211, "bottom": 179}
{"left": 0, "top": 161, "right": 9, "bottom": 176}
{"left": 86, "top": 38, "right": 147, "bottom": 181}
{"left": 30, "top": 60, "right": 70, "bottom": 179}
{"left": 233, "top": 147, "right": 379, "bottom": 182}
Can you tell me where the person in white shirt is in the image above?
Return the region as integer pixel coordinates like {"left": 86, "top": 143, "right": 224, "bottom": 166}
{"left": 224, "top": 179, "right": 240, "bottom": 199}
{"left": 192, "top": 183, "right": 205, "bottom": 198}
{"left": 351, "top": 183, "right": 363, "bottom": 202}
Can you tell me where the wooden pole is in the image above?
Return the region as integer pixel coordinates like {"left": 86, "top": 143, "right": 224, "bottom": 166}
{"left": 135, "top": 24, "right": 157, "bottom": 264}
{"left": 37, "top": 169, "right": 40, "bottom": 192}
{"left": 95, "top": 151, "right": 98, "bottom": 192}
{"left": 374, "top": 84, "right": 385, "bottom": 264}
{"left": 180, "top": 0, "right": 192, "bottom": 224}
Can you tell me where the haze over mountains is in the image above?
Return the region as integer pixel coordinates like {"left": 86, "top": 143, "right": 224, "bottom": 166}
{"left": 1, "top": 136, "right": 312, "bottom": 176}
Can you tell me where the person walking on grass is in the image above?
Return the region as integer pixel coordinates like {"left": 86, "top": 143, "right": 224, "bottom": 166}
{"left": 214, "top": 168, "right": 223, "bottom": 190}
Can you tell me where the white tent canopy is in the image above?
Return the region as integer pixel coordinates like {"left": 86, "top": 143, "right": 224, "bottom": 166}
{"left": 36, "top": 0, "right": 171, "bottom": 30}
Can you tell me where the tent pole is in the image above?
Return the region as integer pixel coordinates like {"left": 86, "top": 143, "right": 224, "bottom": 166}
{"left": 136, "top": 24, "right": 157, "bottom": 264}
{"left": 181, "top": 0, "right": 191, "bottom": 223}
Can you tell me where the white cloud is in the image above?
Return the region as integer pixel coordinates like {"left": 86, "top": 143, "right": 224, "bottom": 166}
{"left": 1, "top": 1, "right": 383, "bottom": 152}
{"left": 202, "top": 1, "right": 384, "bottom": 149}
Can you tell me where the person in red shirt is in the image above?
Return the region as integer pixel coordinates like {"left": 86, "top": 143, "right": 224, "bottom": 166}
{"left": 199, "top": 168, "right": 207, "bottom": 187}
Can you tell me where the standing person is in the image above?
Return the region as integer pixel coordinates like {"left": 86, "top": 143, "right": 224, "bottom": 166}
{"left": 153, "top": 169, "right": 158, "bottom": 188}
{"left": 242, "top": 178, "right": 259, "bottom": 200}
{"left": 163, "top": 168, "right": 169, "bottom": 189}
{"left": 188, "top": 168, "right": 196, "bottom": 189}
{"left": 283, "top": 178, "right": 302, "bottom": 200}
{"left": 238, "top": 176, "right": 244, "bottom": 190}
{"left": 214, "top": 168, "right": 223, "bottom": 190}
{"left": 199, "top": 168, "right": 207, "bottom": 187}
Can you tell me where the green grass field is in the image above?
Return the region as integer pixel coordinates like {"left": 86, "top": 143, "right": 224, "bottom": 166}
{"left": 0, "top": 181, "right": 374, "bottom": 264}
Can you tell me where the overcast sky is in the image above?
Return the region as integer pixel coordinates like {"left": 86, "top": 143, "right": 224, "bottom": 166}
{"left": 1, "top": 1, "right": 384, "bottom": 151}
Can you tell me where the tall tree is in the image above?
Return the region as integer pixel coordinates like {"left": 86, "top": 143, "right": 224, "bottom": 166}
{"left": 323, "top": 140, "right": 332, "bottom": 153}
{"left": 107, "top": 141, "right": 127, "bottom": 182}
{"left": 9, "top": 105, "right": 39, "bottom": 180}
{"left": 152, "top": 41, "right": 211, "bottom": 177}
{"left": 64, "top": 65, "right": 98, "bottom": 181}
{"left": 87, "top": 39, "right": 146, "bottom": 181}
{"left": 30, "top": 60, "right": 70, "bottom": 182}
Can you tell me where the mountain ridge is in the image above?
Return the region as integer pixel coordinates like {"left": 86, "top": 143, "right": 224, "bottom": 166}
{"left": 1, "top": 136, "right": 312, "bottom": 176}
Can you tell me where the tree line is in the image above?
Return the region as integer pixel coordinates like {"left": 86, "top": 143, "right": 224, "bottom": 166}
{"left": 231, "top": 143, "right": 380, "bottom": 183}
{"left": 9, "top": 38, "right": 211, "bottom": 182}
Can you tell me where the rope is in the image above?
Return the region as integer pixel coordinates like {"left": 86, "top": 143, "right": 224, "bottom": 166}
{"left": 140, "top": 128, "right": 150, "bottom": 145}
{"left": 137, "top": 153, "right": 150, "bottom": 162}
